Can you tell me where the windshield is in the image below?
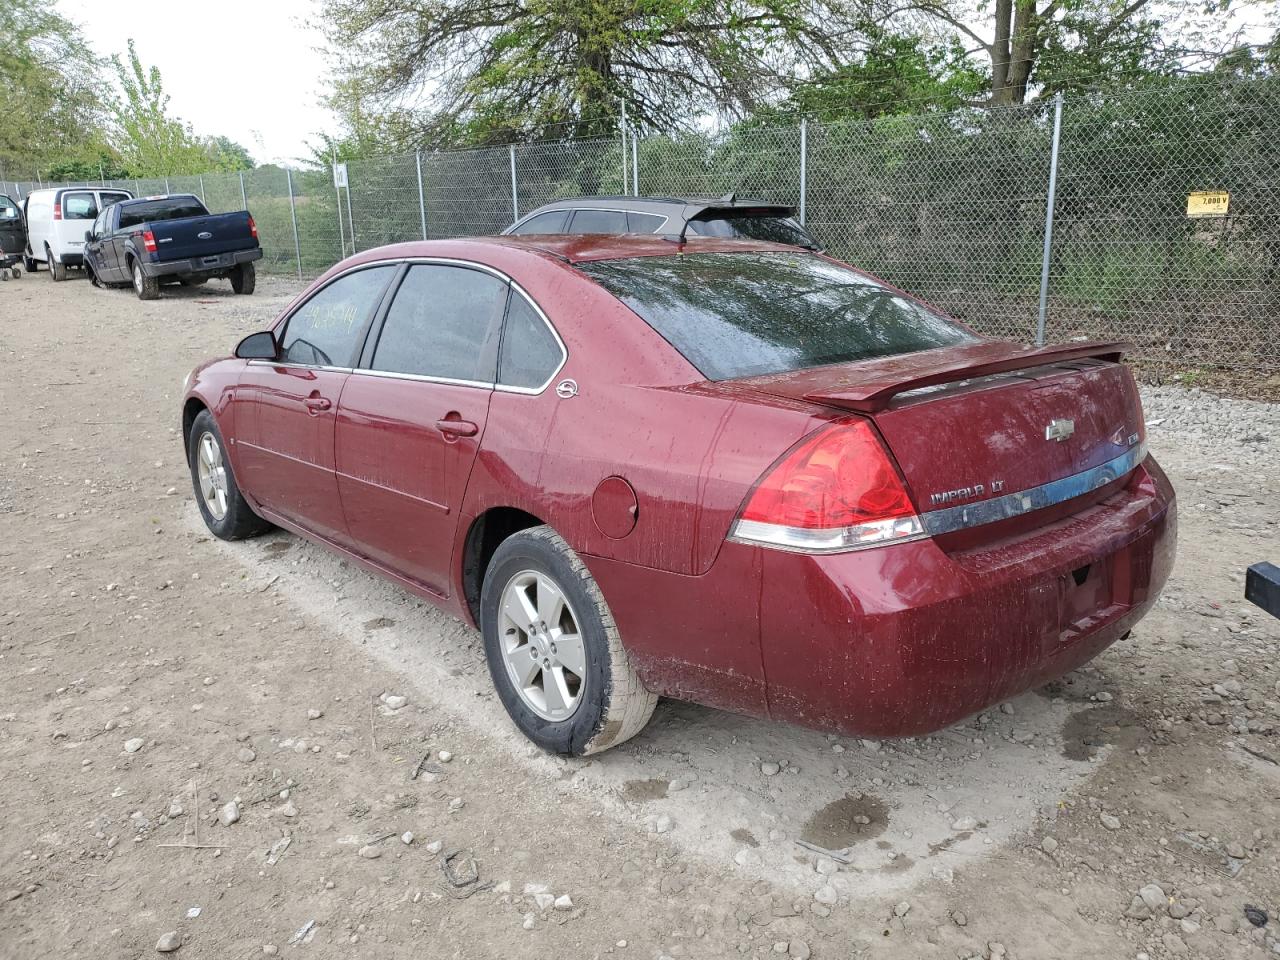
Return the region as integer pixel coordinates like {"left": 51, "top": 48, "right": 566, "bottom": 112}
{"left": 577, "top": 251, "right": 975, "bottom": 380}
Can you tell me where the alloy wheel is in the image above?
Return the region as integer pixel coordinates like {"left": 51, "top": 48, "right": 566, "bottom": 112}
{"left": 497, "top": 570, "right": 587, "bottom": 721}
{"left": 196, "top": 431, "right": 229, "bottom": 521}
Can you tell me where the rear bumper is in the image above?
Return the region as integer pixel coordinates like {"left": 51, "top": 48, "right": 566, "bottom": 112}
{"left": 142, "top": 246, "right": 262, "bottom": 277}
{"left": 759, "top": 454, "right": 1177, "bottom": 737}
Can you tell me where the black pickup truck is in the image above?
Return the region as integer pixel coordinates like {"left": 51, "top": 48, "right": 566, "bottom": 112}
{"left": 84, "top": 195, "right": 262, "bottom": 300}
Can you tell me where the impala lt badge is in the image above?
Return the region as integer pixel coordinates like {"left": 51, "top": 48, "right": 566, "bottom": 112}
{"left": 1045, "top": 418, "right": 1075, "bottom": 442}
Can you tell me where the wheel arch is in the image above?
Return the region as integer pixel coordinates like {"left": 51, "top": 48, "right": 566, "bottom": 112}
{"left": 182, "top": 397, "right": 209, "bottom": 463}
{"left": 460, "top": 507, "right": 547, "bottom": 625}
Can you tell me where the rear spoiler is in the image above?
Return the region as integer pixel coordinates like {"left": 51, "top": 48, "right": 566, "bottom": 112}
{"left": 804, "top": 340, "right": 1133, "bottom": 413}
{"left": 663, "top": 195, "right": 800, "bottom": 243}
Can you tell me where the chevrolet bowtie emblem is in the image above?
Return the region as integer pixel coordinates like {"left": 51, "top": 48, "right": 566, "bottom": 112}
{"left": 1045, "top": 419, "right": 1075, "bottom": 442}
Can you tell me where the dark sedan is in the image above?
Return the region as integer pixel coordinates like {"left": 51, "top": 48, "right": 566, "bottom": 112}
{"left": 181, "top": 235, "right": 1175, "bottom": 756}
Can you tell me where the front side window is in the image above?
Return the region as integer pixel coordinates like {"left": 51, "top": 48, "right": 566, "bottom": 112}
{"left": 0, "top": 195, "right": 18, "bottom": 220}
{"left": 498, "top": 291, "right": 563, "bottom": 389}
{"left": 279, "top": 265, "right": 397, "bottom": 367}
{"left": 91, "top": 210, "right": 109, "bottom": 238}
{"left": 568, "top": 209, "right": 627, "bottom": 234}
{"left": 62, "top": 192, "right": 97, "bottom": 220}
{"left": 510, "top": 210, "right": 568, "bottom": 235}
{"left": 370, "top": 264, "right": 507, "bottom": 382}
{"left": 577, "top": 251, "right": 975, "bottom": 380}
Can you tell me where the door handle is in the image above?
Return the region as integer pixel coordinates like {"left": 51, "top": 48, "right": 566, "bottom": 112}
{"left": 435, "top": 418, "right": 478, "bottom": 438}
{"left": 304, "top": 395, "right": 331, "bottom": 414}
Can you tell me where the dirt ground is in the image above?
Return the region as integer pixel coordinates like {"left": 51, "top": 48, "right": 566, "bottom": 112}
{"left": 2, "top": 269, "right": 1279, "bottom": 960}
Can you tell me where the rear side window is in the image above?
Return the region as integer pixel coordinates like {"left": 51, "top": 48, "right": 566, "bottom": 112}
{"left": 371, "top": 264, "right": 507, "bottom": 382}
{"left": 577, "top": 252, "right": 974, "bottom": 380}
{"left": 568, "top": 209, "right": 627, "bottom": 234}
{"left": 118, "top": 198, "right": 209, "bottom": 229}
{"left": 510, "top": 210, "right": 568, "bottom": 235}
{"left": 626, "top": 211, "right": 665, "bottom": 233}
{"left": 498, "top": 292, "right": 563, "bottom": 389}
{"left": 280, "top": 265, "right": 397, "bottom": 366}
{"left": 62, "top": 192, "right": 97, "bottom": 220}
{"left": 99, "top": 192, "right": 131, "bottom": 209}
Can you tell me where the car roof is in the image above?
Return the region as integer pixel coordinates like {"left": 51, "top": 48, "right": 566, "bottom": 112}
{"left": 518, "top": 195, "right": 785, "bottom": 216}
{"left": 117, "top": 193, "right": 199, "bottom": 205}
{"left": 349, "top": 234, "right": 809, "bottom": 267}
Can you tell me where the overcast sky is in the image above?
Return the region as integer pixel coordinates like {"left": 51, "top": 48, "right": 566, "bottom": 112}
{"left": 62, "top": 0, "right": 333, "bottom": 166}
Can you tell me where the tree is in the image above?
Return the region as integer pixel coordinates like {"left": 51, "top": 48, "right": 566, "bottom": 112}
{"left": 0, "top": 0, "right": 106, "bottom": 176}
{"left": 315, "top": 0, "right": 863, "bottom": 144}
{"left": 108, "top": 39, "right": 216, "bottom": 176}
{"left": 206, "top": 136, "right": 255, "bottom": 171}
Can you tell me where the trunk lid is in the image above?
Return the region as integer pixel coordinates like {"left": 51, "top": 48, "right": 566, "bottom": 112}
{"left": 734, "top": 341, "right": 1146, "bottom": 540}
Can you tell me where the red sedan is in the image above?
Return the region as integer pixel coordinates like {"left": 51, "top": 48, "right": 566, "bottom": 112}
{"left": 181, "top": 235, "right": 1176, "bottom": 755}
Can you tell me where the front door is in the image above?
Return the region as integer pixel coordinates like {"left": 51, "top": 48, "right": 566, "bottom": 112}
{"left": 234, "top": 264, "right": 398, "bottom": 544}
{"left": 336, "top": 262, "right": 507, "bottom": 596}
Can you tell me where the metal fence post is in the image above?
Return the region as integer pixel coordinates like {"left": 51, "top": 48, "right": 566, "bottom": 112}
{"left": 620, "top": 102, "right": 628, "bottom": 192}
{"left": 1036, "top": 92, "right": 1065, "bottom": 346}
{"left": 286, "top": 168, "right": 302, "bottom": 279}
{"left": 135, "top": 179, "right": 142, "bottom": 197}
{"left": 509, "top": 145, "right": 519, "bottom": 221}
{"left": 799, "top": 119, "right": 808, "bottom": 226}
{"left": 164, "top": 176, "right": 170, "bottom": 194}
{"left": 415, "top": 150, "right": 428, "bottom": 240}
{"left": 239, "top": 172, "right": 247, "bottom": 211}
{"left": 344, "top": 179, "right": 356, "bottom": 254}
{"left": 631, "top": 128, "right": 639, "bottom": 196}
{"left": 198, "top": 175, "right": 206, "bottom": 205}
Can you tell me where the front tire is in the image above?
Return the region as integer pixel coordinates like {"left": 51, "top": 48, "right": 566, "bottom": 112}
{"left": 229, "top": 262, "right": 256, "bottom": 295}
{"left": 187, "top": 410, "right": 271, "bottom": 540}
{"left": 481, "top": 526, "right": 656, "bottom": 756}
{"left": 132, "top": 261, "right": 159, "bottom": 300}
{"left": 48, "top": 248, "right": 67, "bottom": 282}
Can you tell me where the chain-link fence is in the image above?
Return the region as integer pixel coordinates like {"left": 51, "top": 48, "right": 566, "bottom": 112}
{"left": 4, "top": 74, "right": 1277, "bottom": 392}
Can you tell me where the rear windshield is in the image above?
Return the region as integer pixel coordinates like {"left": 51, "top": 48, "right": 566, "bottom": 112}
{"left": 118, "top": 197, "right": 209, "bottom": 229}
{"left": 687, "top": 216, "right": 814, "bottom": 247}
{"left": 577, "top": 251, "right": 974, "bottom": 380}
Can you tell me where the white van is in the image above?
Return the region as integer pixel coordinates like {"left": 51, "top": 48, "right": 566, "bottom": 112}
{"left": 23, "top": 187, "right": 134, "bottom": 280}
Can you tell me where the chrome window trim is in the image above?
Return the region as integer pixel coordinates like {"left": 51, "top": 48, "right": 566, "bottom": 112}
{"left": 918, "top": 443, "right": 1147, "bottom": 536}
{"left": 254, "top": 256, "right": 568, "bottom": 395}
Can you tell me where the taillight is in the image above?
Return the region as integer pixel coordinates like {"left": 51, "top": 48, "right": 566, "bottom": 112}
{"left": 53, "top": 202, "right": 62, "bottom": 220}
{"left": 248, "top": 216, "right": 258, "bottom": 239}
{"left": 730, "top": 418, "right": 924, "bottom": 553}
{"left": 142, "top": 230, "right": 157, "bottom": 253}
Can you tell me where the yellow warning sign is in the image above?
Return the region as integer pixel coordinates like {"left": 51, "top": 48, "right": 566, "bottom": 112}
{"left": 1187, "top": 190, "right": 1230, "bottom": 217}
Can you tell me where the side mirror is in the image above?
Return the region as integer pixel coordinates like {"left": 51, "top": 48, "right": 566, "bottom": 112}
{"left": 235, "top": 331, "right": 277, "bottom": 360}
{"left": 85, "top": 230, "right": 95, "bottom": 243}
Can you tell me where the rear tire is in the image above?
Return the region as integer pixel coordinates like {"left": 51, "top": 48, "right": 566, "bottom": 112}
{"left": 480, "top": 526, "right": 656, "bottom": 756}
{"left": 229, "top": 262, "right": 256, "bottom": 295}
{"left": 187, "top": 409, "right": 271, "bottom": 541}
{"left": 132, "top": 260, "right": 159, "bottom": 300}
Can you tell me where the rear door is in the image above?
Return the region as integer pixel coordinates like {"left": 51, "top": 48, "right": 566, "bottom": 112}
{"left": 56, "top": 190, "right": 99, "bottom": 261}
{"left": 235, "top": 264, "right": 399, "bottom": 543}
{"left": 336, "top": 262, "right": 508, "bottom": 596}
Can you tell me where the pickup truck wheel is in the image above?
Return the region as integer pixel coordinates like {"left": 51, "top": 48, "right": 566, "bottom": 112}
{"left": 188, "top": 410, "right": 271, "bottom": 541}
{"left": 230, "top": 262, "right": 256, "bottom": 295}
{"left": 132, "top": 261, "right": 160, "bottom": 300}
{"left": 480, "top": 526, "right": 657, "bottom": 756}
{"left": 48, "top": 248, "right": 67, "bottom": 282}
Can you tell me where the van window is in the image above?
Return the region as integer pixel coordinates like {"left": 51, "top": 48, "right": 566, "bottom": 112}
{"left": 99, "top": 192, "right": 132, "bottom": 209}
{"left": 62, "top": 192, "right": 98, "bottom": 220}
